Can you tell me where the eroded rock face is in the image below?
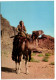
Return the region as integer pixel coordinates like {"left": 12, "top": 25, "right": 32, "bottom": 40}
{"left": 1, "top": 15, "right": 17, "bottom": 38}
{"left": 1, "top": 15, "right": 18, "bottom": 52}
{"left": 38, "top": 34, "right": 54, "bottom": 50}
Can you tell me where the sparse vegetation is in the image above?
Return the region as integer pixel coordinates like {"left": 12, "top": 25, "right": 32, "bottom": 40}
{"left": 3, "top": 51, "right": 8, "bottom": 57}
{"left": 38, "top": 53, "right": 43, "bottom": 57}
{"left": 50, "top": 62, "right": 54, "bottom": 65}
{"left": 30, "top": 57, "right": 40, "bottom": 63}
{"left": 42, "top": 53, "right": 51, "bottom": 62}
{"left": 42, "top": 58, "right": 48, "bottom": 62}
{"left": 42, "top": 55, "right": 49, "bottom": 62}
{"left": 45, "top": 53, "right": 51, "bottom": 56}
{"left": 4, "top": 51, "right": 7, "bottom": 54}
{"left": 32, "top": 53, "right": 36, "bottom": 56}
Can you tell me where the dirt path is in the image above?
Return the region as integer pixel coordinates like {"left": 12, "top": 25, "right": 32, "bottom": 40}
{"left": 1, "top": 53, "right": 54, "bottom": 79}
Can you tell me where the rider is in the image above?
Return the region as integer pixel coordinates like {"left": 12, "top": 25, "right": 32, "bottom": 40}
{"left": 17, "top": 21, "right": 29, "bottom": 39}
{"left": 17, "top": 21, "right": 26, "bottom": 37}
{"left": 17, "top": 21, "right": 30, "bottom": 60}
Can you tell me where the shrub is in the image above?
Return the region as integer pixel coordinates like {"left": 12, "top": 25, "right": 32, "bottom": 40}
{"left": 45, "top": 53, "right": 51, "bottom": 56}
{"left": 50, "top": 62, "right": 55, "bottom": 65}
{"left": 38, "top": 54, "right": 43, "bottom": 57}
{"left": 42, "top": 58, "right": 48, "bottom": 62}
{"left": 32, "top": 53, "right": 36, "bottom": 56}
{"left": 30, "top": 57, "right": 40, "bottom": 63}
{"left": 42, "top": 56, "right": 48, "bottom": 62}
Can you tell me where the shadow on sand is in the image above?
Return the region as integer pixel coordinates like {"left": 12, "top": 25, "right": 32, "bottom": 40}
{"left": 1, "top": 67, "right": 16, "bottom": 73}
{"left": 1, "top": 67, "right": 26, "bottom": 74}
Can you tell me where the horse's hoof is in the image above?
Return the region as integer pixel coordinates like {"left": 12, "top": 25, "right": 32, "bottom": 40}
{"left": 18, "top": 71, "right": 20, "bottom": 74}
{"left": 26, "top": 72, "right": 29, "bottom": 75}
{"left": 26, "top": 71, "right": 29, "bottom": 75}
{"left": 16, "top": 70, "right": 20, "bottom": 74}
{"left": 16, "top": 71, "right": 20, "bottom": 74}
{"left": 16, "top": 70, "right": 18, "bottom": 74}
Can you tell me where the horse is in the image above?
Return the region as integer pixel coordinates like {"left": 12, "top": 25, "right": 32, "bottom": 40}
{"left": 12, "top": 34, "right": 32, "bottom": 74}
{"left": 12, "top": 30, "right": 44, "bottom": 74}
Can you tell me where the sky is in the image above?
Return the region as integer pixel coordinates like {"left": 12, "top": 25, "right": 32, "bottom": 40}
{"left": 1, "top": 1, "right": 54, "bottom": 37}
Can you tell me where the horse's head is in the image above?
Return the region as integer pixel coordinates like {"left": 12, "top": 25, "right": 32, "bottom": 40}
{"left": 32, "top": 30, "right": 44, "bottom": 40}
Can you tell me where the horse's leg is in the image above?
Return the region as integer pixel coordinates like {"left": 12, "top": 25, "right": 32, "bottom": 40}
{"left": 28, "top": 50, "right": 31, "bottom": 62}
{"left": 15, "top": 61, "right": 17, "bottom": 71}
{"left": 17, "top": 62, "right": 20, "bottom": 74}
{"left": 17, "top": 56, "right": 21, "bottom": 74}
{"left": 15, "top": 61, "right": 19, "bottom": 74}
{"left": 16, "top": 62, "right": 20, "bottom": 74}
{"left": 25, "top": 56, "right": 29, "bottom": 74}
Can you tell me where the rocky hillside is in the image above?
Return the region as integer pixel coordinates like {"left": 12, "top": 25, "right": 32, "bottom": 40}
{"left": 38, "top": 34, "right": 54, "bottom": 50}
{"left": 1, "top": 15, "right": 54, "bottom": 54}
{"left": 1, "top": 15, "right": 17, "bottom": 53}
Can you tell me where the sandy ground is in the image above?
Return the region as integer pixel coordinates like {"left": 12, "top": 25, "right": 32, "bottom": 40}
{"left": 1, "top": 52, "right": 54, "bottom": 79}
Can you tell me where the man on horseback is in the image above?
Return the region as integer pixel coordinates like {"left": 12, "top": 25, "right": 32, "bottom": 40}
{"left": 16, "top": 21, "right": 30, "bottom": 60}
{"left": 17, "top": 21, "right": 29, "bottom": 38}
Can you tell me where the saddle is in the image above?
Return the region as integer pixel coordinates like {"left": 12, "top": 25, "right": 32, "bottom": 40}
{"left": 17, "top": 34, "right": 27, "bottom": 43}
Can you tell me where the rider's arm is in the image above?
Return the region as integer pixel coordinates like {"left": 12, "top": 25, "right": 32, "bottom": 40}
{"left": 24, "top": 26, "right": 27, "bottom": 33}
{"left": 17, "top": 26, "right": 19, "bottom": 32}
{"left": 17, "top": 25, "right": 21, "bottom": 32}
